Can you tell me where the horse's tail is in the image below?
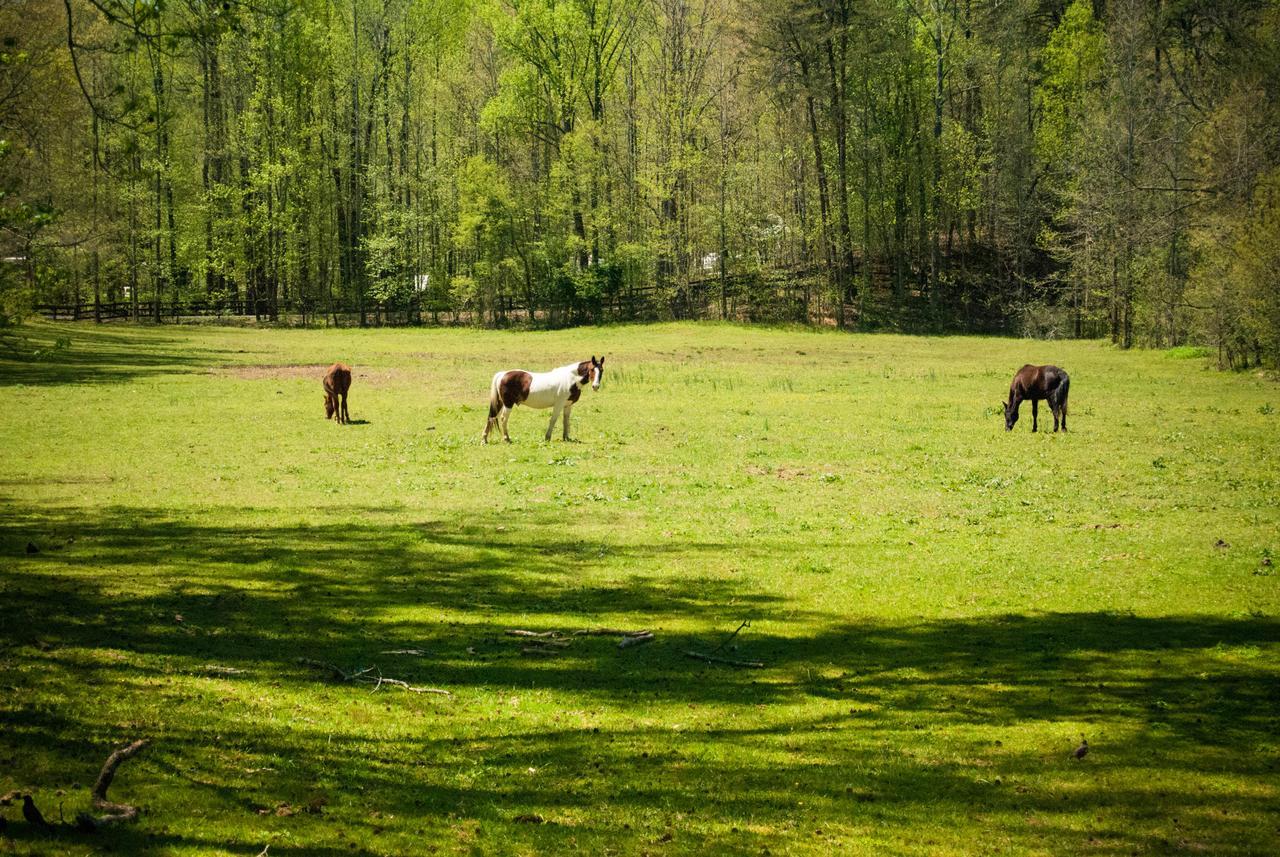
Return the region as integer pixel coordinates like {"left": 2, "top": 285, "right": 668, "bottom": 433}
{"left": 1049, "top": 371, "right": 1069, "bottom": 414}
{"left": 488, "top": 371, "right": 503, "bottom": 419}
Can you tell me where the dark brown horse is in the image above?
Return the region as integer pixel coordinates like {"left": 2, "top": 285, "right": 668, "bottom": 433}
{"left": 323, "top": 363, "right": 352, "bottom": 424}
{"left": 1004, "top": 364, "right": 1069, "bottom": 432}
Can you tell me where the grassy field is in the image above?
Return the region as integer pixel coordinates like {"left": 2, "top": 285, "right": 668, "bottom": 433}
{"left": 1, "top": 321, "right": 1277, "bottom": 856}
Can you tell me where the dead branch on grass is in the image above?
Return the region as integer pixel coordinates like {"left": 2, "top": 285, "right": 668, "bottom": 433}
{"left": 507, "top": 627, "right": 650, "bottom": 639}
{"left": 617, "top": 631, "right": 655, "bottom": 649}
{"left": 201, "top": 664, "right": 246, "bottom": 675}
{"left": 711, "top": 620, "right": 750, "bottom": 653}
{"left": 296, "top": 658, "right": 451, "bottom": 696}
{"left": 74, "top": 739, "right": 149, "bottom": 830}
{"left": 683, "top": 650, "right": 764, "bottom": 668}
{"left": 505, "top": 627, "right": 655, "bottom": 656}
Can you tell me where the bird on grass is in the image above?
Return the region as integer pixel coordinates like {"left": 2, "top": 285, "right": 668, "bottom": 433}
{"left": 1073, "top": 739, "right": 1089, "bottom": 760}
{"left": 22, "top": 795, "right": 53, "bottom": 832}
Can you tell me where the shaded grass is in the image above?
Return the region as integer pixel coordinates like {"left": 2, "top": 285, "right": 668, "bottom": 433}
{"left": 1, "top": 321, "right": 1278, "bottom": 855}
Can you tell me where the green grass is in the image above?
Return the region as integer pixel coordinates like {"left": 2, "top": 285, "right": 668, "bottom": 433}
{"left": 1, "top": 321, "right": 1278, "bottom": 856}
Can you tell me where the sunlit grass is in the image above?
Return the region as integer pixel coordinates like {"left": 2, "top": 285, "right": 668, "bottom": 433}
{"left": 1, "top": 321, "right": 1277, "bottom": 855}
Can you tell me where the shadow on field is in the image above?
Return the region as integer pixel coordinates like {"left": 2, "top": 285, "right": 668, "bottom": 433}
{"left": 0, "top": 503, "right": 799, "bottom": 702}
{"left": 0, "top": 326, "right": 222, "bottom": 387}
{"left": 2, "top": 503, "right": 1278, "bottom": 852}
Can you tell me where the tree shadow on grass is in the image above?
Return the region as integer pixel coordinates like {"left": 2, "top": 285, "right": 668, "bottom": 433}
{"left": 4, "top": 699, "right": 1277, "bottom": 854}
{"left": 0, "top": 325, "right": 227, "bottom": 387}
{"left": 2, "top": 502, "right": 1277, "bottom": 709}
{"left": 1, "top": 503, "right": 1278, "bottom": 853}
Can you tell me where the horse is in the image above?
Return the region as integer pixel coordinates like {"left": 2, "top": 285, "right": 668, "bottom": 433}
{"left": 483, "top": 356, "right": 605, "bottom": 443}
{"left": 323, "top": 362, "right": 352, "bottom": 425}
{"left": 1004, "top": 364, "right": 1069, "bottom": 432}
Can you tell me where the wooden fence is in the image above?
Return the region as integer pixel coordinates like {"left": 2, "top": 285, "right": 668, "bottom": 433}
{"left": 37, "top": 274, "right": 1084, "bottom": 337}
{"left": 34, "top": 277, "right": 820, "bottom": 329}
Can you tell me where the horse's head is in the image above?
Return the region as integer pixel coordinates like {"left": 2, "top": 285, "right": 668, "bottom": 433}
{"left": 579, "top": 356, "right": 604, "bottom": 390}
{"left": 1002, "top": 400, "right": 1017, "bottom": 431}
{"left": 591, "top": 355, "right": 605, "bottom": 391}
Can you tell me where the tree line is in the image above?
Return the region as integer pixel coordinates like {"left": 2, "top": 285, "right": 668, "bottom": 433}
{"left": 1, "top": 0, "right": 1277, "bottom": 365}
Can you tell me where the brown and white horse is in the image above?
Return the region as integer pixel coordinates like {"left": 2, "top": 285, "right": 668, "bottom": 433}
{"left": 483, "top": 356, "right": 605, "bottom": 443}
{"left": 1004, "top": 364, "right": 1069, "bottom": 432}
{"left": 323, "top": 362, "right": 352, "bottom": 425}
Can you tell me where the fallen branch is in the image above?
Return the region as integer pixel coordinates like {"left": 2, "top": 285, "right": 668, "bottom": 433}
{"left": 201, "top": 664, "right": 246, "bottom": 675}
{"left": 372, "top": 676, "right": 449, "bottom": 695}
{"left": 617, "top": 631, "right": 655, "bottom": 649}
{"left": 75, "top": 739, "right": 149, "bottom": 830}
{"left": 711, "top": 620, "right": 750, "bottom": 653}
{"left": 296, "top": 658, "right": 450, "bottom": 696}
{"left": 683, "top": 650, "right": 764, "bottom": 668}
{"left": 507, "top": 627, "right": 650, "bottom": 639}
{"left": 505, "top": 627, "right": 654, "bottom": 656}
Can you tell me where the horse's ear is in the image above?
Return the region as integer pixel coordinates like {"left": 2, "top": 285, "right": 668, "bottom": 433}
{"left": 591, "top": 355, "right": 597, "bottom": 363}
{"left": 599, "top": 355, "right": 605, "bottom": 364}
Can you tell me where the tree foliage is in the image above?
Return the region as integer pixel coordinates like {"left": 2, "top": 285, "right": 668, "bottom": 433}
{"left": 1, "top": 0, "right": 1277, "bottom": 359}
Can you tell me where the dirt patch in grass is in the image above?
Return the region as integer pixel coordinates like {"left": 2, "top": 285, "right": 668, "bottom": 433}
{"left": 219, "top": 363, "right": 330, "bottom": 381}
{"left": 746, "top": 464, "right": 808, "bottom": 479}
{"left": 217, "top": 364, "right": 419, "bottom": 386}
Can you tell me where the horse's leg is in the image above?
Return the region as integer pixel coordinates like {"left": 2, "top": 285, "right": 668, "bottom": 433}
{"left": 499, "top": 406, "right": 512, "bottom": 442}
{"left": 1052, "top": 401, "right": 1060, "bottom": 432}
{"left": 545, "top": 403, "right": 563, "bottom": 442}
{"left": 562, "top": 403, "right": 574, "bottom": 441}
{"left": 341, "top": 393, "right": 349, "bottom": 425}
{"left": 1031, "top": 399, "right": 1039, "bottom": 432}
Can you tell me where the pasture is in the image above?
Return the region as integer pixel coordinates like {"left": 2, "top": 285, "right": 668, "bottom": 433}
{"left": 1, "top": 321, "right": 1277, "bottom": 856}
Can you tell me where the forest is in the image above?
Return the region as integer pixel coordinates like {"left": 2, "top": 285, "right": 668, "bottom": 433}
{"left": 1, "top": 0, "right": 1278, "bottom": 364}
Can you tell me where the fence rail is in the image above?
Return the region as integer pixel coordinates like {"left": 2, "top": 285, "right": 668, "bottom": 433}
{"left": 35, "top": 277, "right": 1075, "bottom": 336}
{"left": 33, "top": 281, "right": 820, "bottom": 328}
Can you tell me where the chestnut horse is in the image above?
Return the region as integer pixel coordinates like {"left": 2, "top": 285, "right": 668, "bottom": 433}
{"left": 323, "top": 363, "right": 352, "bottom": 425}
{"left": 484, "top": 356, "right": 604, "bottom": 443}
{"left": 1004, "top": 364, "right": 1069, "bottom": 432}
